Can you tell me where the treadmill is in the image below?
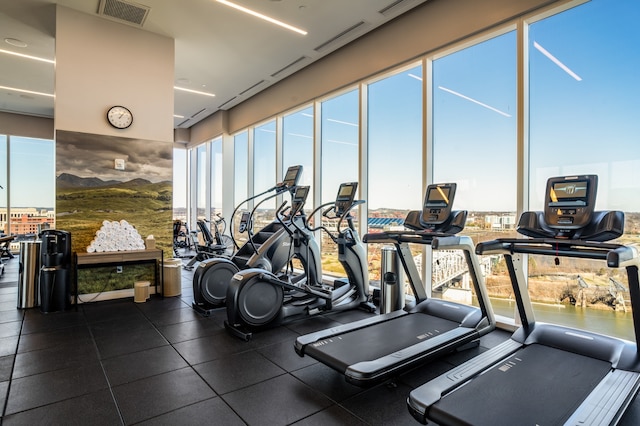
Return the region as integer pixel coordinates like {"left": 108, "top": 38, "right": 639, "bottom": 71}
{"left": 408, "top": 174, "right": 640, "bottom": 425}
{"left": 294, "top": 182, "right": 496, "bottom": 387}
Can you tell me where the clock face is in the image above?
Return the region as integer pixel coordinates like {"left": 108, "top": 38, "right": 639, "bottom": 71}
{"left": 107, "top": 106, "right": 133, "bottom": 129}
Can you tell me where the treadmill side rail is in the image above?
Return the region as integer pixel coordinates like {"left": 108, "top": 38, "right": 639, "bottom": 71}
{"left": 564, "top": 369, "right": 640, "bottom": 426}
{"left": 407, "top": 339, "right": 523, "bottom": 424}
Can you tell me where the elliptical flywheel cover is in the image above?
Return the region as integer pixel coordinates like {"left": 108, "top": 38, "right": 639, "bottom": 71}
{"left": 238, "top": 276, "right": 284, "bottom": 327}
{"left": 200, "top": 262, "right": 239, "bottom": 305}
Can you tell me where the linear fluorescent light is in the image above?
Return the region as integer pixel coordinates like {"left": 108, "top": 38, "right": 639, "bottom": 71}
{"left": 173, "top": 114, "right": 185, "bottom": 118}
{"left": 0, "top": 48, "right": 55, "bottom": 64}
{"left": 216, "top": 0, "right": 307, "bottom": 35}
{"left": 438, "top": 86, "right": 511, "bottom": 118}
{"left": 174, "top": 86, "right": 216, "bottom": 97}
{"left": 533, "top": 41, "right": 582, "bottom": 81}
{"left": 0, "top": 85, "right": 54, "bottom": 97}
{"left": 408, "top": 73, "right": 422, "bottom": 81}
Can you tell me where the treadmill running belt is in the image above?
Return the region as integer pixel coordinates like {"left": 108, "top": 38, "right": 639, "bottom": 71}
{"left": 305, "top": 313, "right": 460, "bottom": 373}
{"left": 429, "top": 343, "right": 612, "bottom": 426}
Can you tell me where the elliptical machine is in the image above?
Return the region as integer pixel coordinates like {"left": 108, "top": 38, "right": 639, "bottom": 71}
{"left": 192, "top": 165, "right": 304, "bottom": 316}
{"left": 225, "top": 181, "right": 376, "bottom": 341}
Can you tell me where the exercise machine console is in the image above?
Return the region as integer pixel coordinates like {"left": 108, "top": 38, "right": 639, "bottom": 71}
{"left": 294, "top": 182, "right": 495, "bottom": 386}
{"left": 408, "top": 175, "right": 640, "bottom": 425}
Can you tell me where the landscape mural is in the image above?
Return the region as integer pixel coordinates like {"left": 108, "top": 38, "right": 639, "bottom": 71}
{"left": 55, "top": 130, "right": 173, "bottom": 295}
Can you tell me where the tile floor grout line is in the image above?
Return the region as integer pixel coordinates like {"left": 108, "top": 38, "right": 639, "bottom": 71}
{"left": 82, "top": 306, "right": 127, "bottom": 426}
{"left": 1, "top": 307, "right": 25, "bottom": 419}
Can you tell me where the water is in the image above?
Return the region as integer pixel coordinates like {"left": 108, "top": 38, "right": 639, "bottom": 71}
{"left": 490, "top": 297, "right": 636, "bottom": 342}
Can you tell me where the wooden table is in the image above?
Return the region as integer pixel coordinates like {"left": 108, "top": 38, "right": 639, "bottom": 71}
{"left": 74, "top": 249, "right": 164, "bottom": 305}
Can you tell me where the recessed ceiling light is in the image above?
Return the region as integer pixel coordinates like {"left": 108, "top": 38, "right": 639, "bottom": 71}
{"left": 174, "top": 86, "right": 216, "bottom": 97}
{"left": 0, "top": 85, "right": 55, "bottom": 98}
{"left": 4, "top": 38, "right": 28, "bottom": 48}
{"left": 216, "top": 0, "right": 307, "bottom": 35}
{"left": 0, "top": 48, "right": 54, "bottom": 64}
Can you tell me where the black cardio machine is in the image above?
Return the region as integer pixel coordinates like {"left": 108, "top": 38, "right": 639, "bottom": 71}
{"left": 294, "top": 182, "right": 495, "bottom": 387}
{"left": 225, "top": 181, "right": 376, "bottom": 341}
{"left": 408, "top": 175, "right": 640, "bottom": 425}
{"left": 192, "top": 165, "right": 304, "bottom": 316}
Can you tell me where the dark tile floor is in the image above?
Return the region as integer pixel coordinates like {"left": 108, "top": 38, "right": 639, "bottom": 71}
{"left": 0, "top": 256, "right": 639, "bottom": 425}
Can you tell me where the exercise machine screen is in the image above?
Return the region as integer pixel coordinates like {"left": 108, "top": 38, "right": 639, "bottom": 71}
{"left": 278, "top": 165, "right": 303, "bottom": 189}
{"left": 335, "top": 182, "right": 358, "bottom": 216}
{"left": 291, "top": 186, "right": 309, "bottom": 215}
{"left": 422, "top": 183, "right": 456, "bottom": 225}
{"left": 544, "top": 175, "right": 597, "bottom": 230}
{"left": 238, "top": 211, "right": 251, "bottom": 233}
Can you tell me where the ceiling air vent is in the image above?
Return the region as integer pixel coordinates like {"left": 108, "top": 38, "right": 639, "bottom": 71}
{"left": 314, "top": 21, "right": 368, "bottom": 53}
{"left": 379, "top": 0, "right": 428, "bottom": 17}
{"left": 239, "top": 80, "right": 267, "bottom": 96}
{"left": 98, "top": 0, "right": 151, "bottom": 27}
{"left": 217, "top": 97, "right": 237, "bottom": 110}
{"left": 271, "top": 56, "right": 310, "bottom": 79}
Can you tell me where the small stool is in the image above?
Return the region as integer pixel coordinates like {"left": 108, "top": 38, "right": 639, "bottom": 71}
{"left": 134, "top": 281, "right": 150, "bottom": 303}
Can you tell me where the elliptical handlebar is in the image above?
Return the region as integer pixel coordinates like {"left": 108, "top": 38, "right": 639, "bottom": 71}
{"left": 306, "top": 198, "right": 363, "bottom": 243}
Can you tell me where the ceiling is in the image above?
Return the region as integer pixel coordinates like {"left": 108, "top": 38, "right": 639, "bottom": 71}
{"left": 0, "top": 0, "right": 428, "bottom": 129}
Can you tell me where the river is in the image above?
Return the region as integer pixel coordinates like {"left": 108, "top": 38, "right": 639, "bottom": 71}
{"left": 490, "top": 297, "right": 636, "bottom": 342}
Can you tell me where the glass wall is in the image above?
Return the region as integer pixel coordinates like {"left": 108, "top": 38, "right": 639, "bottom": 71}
{"left": 283, "top": 105, "right": 314, "bottom": 214}
{"left": 210, "top": 137, "right": 223, "bottom": 218}
{"left": 172, "top": 147, "right": 187, "bottom": 222}
{"left": 195, "top": 144, "right": 207, "bottom": 220}
{"left": 233, "top": 131, "right": 249, "bottom": 243}
{"left": 366, "top": 64, "right": 423, "bottom": 285}
{"left": 526, "top": 0, "right": 640, "bottom": 340}
{"left": 0, "top": 136, "right": 6, "bottom": 235}
{"left": 320, "top": 89, "right": 360, "bottom": 276}
{"left": 432, "top": 31, "right": 518, "bottom": 313}
{"left": 1, "top": 136, "right": 55, "bottom": 243}
{"left": 253, "top": 120, "right": 277, "bottom": 230}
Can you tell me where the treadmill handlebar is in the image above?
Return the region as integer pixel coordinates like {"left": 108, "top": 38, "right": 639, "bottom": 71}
{"left": 475, "top": 237, "right": 636, "bottom": 263}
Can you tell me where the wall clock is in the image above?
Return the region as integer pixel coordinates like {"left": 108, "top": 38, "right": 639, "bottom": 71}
{"left": 107, "top": 105, "right": 133, "bottom": 129}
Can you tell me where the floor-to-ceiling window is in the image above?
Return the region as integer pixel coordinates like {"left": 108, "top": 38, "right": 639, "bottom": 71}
{"left": 1, "top": 137, "right": 55, "bottom": 243}
{"left": 282, "top": 105, "right": 314, "bottom": 214}
{"left": 253, "top": 120, "right": 276, "bottom": 230}
{"left": 233, "top": 131, "right": 249, "bottom": 243}
{"left": 432, "top": 31, "right": 517, "bottom": 313}
{"left": 172, "top": 147, "right": 187, "bottom": 222}
{"left": 210, "top": 137, "right": 223, "bottom": 218}
{"left": 320, "top": 89, "right": 360, "bottom": 277}
{"left": 195, "top": 144, "right": 207, "bottom": 221}
{"left": 526, "top": 0, "right": 640, "bottom": 340}
{"left": 0, "top": 136, "right": 7, "bottom": 236}
{"left": 366, "top": 64, "right": 423, "bottom": 287}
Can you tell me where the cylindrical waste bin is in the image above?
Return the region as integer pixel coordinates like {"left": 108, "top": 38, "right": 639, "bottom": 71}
{"left": 380, "top": 245, "right": 404, "bottom": 314}
{"left": 18, "top": 241, "right": 41, "bottom": 309}
{"left": 163, "top": 258, "right": 182, "bottom": 297}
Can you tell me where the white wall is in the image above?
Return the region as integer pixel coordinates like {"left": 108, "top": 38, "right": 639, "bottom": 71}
{"left": 54, "top": 6, "right": 174, "bottom": 142}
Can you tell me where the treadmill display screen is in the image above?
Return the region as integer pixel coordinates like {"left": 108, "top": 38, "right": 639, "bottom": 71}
{"left": 335, "top": 182, "right": 358, "bottom": 216}
{"left": 421, "top": 183, "right": 456, "bottom": 225}
{"left": 424, "top": 186, "right": 451, "bottom": 208}
{"left": 549, "top": 181, "right": 589, "bottom": 205}
{"left": 544, "top": 175, "right": 597, "bottom": 230}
